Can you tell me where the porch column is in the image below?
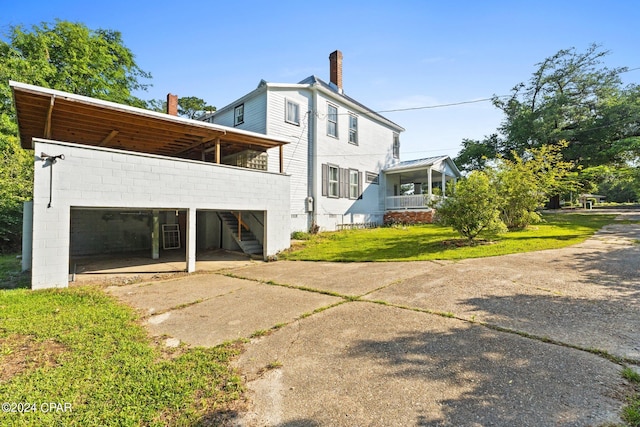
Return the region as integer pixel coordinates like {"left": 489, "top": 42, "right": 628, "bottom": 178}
{"left": 441, "top": 174, "right": 446, "bottom": 196}
{"left": 151, "top": 210, "right": 160, "bottom": 260}
{"left": 186, "top": 208, "right": 196, "bottom": 273}
{"left": 427, "top": 167, "right": 433, "bottom": 201}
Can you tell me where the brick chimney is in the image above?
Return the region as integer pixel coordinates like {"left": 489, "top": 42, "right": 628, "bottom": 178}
{"left": 167, "top": 93, "right": 178, "bottom": 116}
{"left": 329, "top": 50, "right": 343, "bottom": 91}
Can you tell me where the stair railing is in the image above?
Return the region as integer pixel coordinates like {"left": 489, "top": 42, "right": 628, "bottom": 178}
{"left": 234, "top": 212, "right": 250, "bottom": 241}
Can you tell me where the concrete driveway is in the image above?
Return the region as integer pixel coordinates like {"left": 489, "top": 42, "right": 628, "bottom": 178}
{"left": 106, "top": 212, "right": 640, "bottom": 426}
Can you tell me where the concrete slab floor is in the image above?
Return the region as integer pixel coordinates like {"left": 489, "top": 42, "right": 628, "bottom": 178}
{"left": 71, "top": 249, "right": 258, "bottom": 284}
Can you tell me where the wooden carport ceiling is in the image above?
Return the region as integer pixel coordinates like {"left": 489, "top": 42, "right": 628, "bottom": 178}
{"left": 11, "top": 81, "right": 288, "bottom": 158}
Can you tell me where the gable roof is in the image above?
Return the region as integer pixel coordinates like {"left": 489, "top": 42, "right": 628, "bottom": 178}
{"left": 384, "top": 155, "right": 462, "bottom": 178}
{"left": 297, "top": 75, "right": 405, "bottom": 132}
{"left": 206, "top": 76, "right": 405, "bottom": 133}
{"left": 11, "top": 81, "right": 288, "bottom": 158}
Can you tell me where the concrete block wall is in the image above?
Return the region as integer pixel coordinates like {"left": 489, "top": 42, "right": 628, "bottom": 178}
{"left": 30, "top": 139, "right": 290, "bottom": 289}
{"left": 70, "top": 209, "right": 151, "bottom": 255}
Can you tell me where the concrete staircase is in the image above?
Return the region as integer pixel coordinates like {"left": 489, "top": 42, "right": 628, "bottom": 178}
{"left": 217, "top": 212, "right": 263, "bottom": 256}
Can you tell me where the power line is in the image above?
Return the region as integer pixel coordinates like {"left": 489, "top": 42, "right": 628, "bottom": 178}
{"left": 373, "top": 96, "right": 508, "bottom": 114}
{"left": 333, "top": 65, "right": 640, "bottom": 116}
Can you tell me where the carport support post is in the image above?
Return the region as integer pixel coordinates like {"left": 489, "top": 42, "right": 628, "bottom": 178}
{"left": 152, "top": 210, "right": 160, "bottom": 260}
{"left": 186, "top": 208, "right": 196, "bottom": 273}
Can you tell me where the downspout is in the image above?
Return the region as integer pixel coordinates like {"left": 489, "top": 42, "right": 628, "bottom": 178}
{"left": 309, "top": 84, "right": 318, "bottom": 230}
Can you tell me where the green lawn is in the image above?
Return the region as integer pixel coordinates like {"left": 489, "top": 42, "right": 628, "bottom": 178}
{"left": 0, "top": 285, "right": 242, "bottom": 426}
{"left": 283, "top": 213, "right": 618, "bottom": 261}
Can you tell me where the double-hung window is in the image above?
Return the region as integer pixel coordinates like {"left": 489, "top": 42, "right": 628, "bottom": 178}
{"left": 234, "top": 104, "right": 244, "bottom": 126}
{"left": 348, "top": 114, "right": 358, "bottom": 145}
{"left": 327, "top": 103, "right": 338, "bottom": 137}
{"left": 286, "top": 100, "right": 300, "bottom": 125}
{"left": 349, "top": 169, "right": 359, "bottom": 199}
{"left": 328, "top": 165, "right": 339, "bottom": 197}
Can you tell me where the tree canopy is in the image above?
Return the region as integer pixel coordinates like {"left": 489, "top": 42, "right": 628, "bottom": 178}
{"left": 0, "top": 20, "right": 152, "bottom": 251}
{"left": 0, "top": 19, "right": 151, "bottom": 117}
{"left": 456, "top": 44, "right": 640, "bottom": 171}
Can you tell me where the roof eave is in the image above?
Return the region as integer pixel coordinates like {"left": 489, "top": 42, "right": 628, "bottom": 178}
{"left": 10, "top": 80, "right": 290, "bottom": 147}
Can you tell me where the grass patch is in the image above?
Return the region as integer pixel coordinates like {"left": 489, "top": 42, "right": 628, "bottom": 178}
{"left": 622, "top": 367, "right": 640, "bottom": 426}
{"left": 0, "top": 287, "right": 243, "bottom": 426}
{"left": 623, "top": 367, "right": 640, "bottom": 383}
{"left": 265, "top": 360, "right": 283, "bottom": 370}
{"left": 282, "top": 213, "right": 617, "bottom": 262}
{"left": 0, "top": 254, "right": 30, "bottom": 289}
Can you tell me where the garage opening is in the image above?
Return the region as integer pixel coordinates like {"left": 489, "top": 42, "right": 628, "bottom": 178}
{"left": 69, "top": 208, "right": 187, "bottom": 275}
{"left": 196, "top": 210, "right": 265, "bottom": 258}
{"left": 69, "top": 208, "right": 266, "bottom": 277}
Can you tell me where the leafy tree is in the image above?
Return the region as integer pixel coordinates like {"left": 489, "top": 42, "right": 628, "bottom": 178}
{"left": 146, "top": 98, "right": 167, "bottom": 113}
{"left": 495, "top": 142, "right": 576, "bottom": 229}
{"left": 579, "top": 165, "right": 640, "bottom": 202}
{"left": 433, "top": 171, "right": 506, "bottom": 241}
{"left": 0, "top": 116, "right": 33, "bottom": 252}
{"left": 455, "top": 134, "right": 500, "bottom": 171}
{"left": 0, "top": 20, "right": 151, "bottom": 250}
{"left": 178, "top": 96, "right": 215, "bottom": 119}
{"left": 456, "top": 44, "right": 640, "bottom": 171}
{"left": 0, "top": 20, "right": 151, "bottom": 115}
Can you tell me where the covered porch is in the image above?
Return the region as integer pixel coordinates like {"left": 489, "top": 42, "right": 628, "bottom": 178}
{"left": 383, "top": 156, "right": 462, "bottom": 210}
{"left": 12, "top": 81, "right": 291, "bottom": 289}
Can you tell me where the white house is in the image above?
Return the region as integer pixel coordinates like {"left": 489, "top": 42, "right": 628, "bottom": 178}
{"left": 202, "top": 51, "right": 461, "bottom": 232}
{"left": 12, "top": 81, "right": 291, "bottom": 289}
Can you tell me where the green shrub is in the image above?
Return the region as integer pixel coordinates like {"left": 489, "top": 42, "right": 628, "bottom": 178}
{"left": 433, "top": 171, "right": 507, "bottom": 241}
{"left": 291, "top": 231, "right": 311, "bottom": 240}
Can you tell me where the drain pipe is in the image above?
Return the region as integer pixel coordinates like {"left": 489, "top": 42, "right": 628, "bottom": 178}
{"left": 40, "top": 153, "right": 65, "bottom": 208}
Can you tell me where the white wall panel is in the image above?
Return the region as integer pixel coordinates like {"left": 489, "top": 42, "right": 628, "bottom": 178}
{"left": 30, "top": 140, "right": 290, "bottom": 289}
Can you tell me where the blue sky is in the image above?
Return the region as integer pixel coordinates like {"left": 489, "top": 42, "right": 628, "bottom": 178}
{"left": 3, "top": 1, "right": 638, "bottom": 160}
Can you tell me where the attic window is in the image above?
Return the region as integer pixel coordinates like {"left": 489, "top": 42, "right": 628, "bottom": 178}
{"left": 234, "top": 104, "right": 244, "bottom": 126}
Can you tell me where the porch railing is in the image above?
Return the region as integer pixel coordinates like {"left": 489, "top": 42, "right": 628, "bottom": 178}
{"left": 386, "top": 194, "right": 433, "bottom": 210}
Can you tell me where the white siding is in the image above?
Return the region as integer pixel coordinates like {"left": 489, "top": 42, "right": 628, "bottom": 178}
{"left": 213, "top": 93, "right": 267, "bottom": 135}
{"left": 30, "top": 140, "right": 290, "bottom": 289}
{"left": 210, "top": 82, "right": 404, "bottom": 232}
{"left": 266, "top": 89, "right": 312, "bottom": 232}
{"left": 312, "top": 91, "right": 398, "bottom": 230}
